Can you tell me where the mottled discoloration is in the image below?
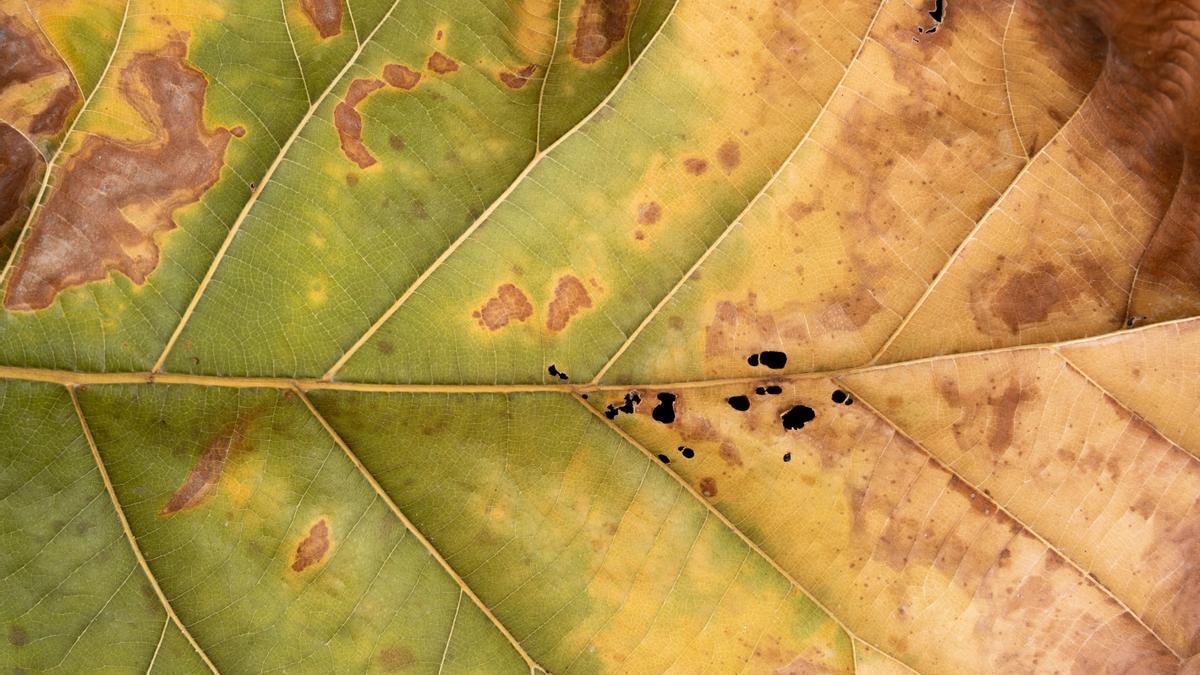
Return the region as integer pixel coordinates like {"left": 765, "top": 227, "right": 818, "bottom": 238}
{"left": 846, "top": 348, "right": 1200, "bottom": 655}
{"left": 427, "top": 52, "right": 459, "bottom": 74}
{"left": 4, "top": 37, "right": 234, "bottom": 311}
{"left": 0, "top": 124, "right": 42, "bottom": 242}
{"left": 682, "top": 158, "right": 708, "bottom": 175}
{"left": 333, "top": 78, "right": 385, "bottom": 169}
{"left": 7, "top": 625, "right": 27, "bottom": 647}
{"left": 382, "top": 64, "right": 421, "bottom": 90}
{"left": 379, "top": 645, "right": 415, "bottom": 671}
{"left": 161, "top": 416, "right": 248, "bottom": 515}
{"left": 636, "top": 201, "right": 661, "bottom": 225}
{"left": 546, "top": 274, "right": 592, "bottom": 332}
{"left": 299, "top": 0, "right": 342, "bottom": 39}
{"left": 499, "top": 64, "right": 536, "bottom": 89}
{"left": 600, "top": 377, "right": 1179, "bottom": 672}
{"left": 0, "top": 9, "right": 81, "bottom": 137}
{"left": 473, "top": 283, "right": 532, "bottom": 330}
{"left": 291, "top": 518, "right": 331, "bottom": 572}
{"left": 571, "top": 0, "right": 630, "bottom": 64}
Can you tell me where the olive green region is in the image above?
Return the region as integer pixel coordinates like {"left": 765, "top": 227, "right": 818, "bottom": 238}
{"left": 309, "top": 390, "right": 850, "bottom": 672}
{"left": 75, "top": 383, "right": 526, "bottom": 672}
{"left": 164, "top": 0, "right": 672, "bottom": 379}
{"left": 338, "top": 0, "right": 872, "bottom": 384}
{"left": 0, "top": 0, "right": 311, "bottom": 372}
{"left": 0, "top": 380, "right": 203, "bottom": 673}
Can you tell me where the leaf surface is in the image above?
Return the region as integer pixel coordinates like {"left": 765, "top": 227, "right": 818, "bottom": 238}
{"left": 2, "top": 0, "right": 1200, "bottom": 672}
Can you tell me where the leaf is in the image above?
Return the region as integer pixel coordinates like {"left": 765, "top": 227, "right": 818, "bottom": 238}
{"left": 1, "top": 0, "right": 1199, "bottom": 673}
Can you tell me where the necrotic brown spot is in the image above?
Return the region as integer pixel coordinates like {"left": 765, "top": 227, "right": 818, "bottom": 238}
{"left": 474, "top": 283, "right": 533, "bottom": 330}
{"left": 383, "top": 63, "right": 421, "bottom": 90}
{"left": 333, "top": 78, "right": 385, "bottom": 169}
{"left": 989, "top": 263, "right": 1063, "bottom": 332}
{"left": 4, "top": 37, "right": 234, "bottom": 311}
{"left": 683, "top": 158, "right": 708, "bottom": 175}
{"left": 161, "top": 417, "right": 247, "bottom": 516}
{"left": 0, "top": 124, "right": 42, "bottom": 242}
{"left": 428, "top": 52, "right": 459, "bottom": 74}
{"left": 500, "top": 64, "right": 537, "bottom": 89}
{"left": 0, "top": 11, "right": 81, "bottom": 138}
{"left": 571, "top": 0, "right": 630, "bottom": 64}
{"left": 637, "top": 201, "right": 661, "bottom": 225}
{"left": 299, "top": 0, "right": 343, "bottom": 39}
{"left": 546, "top": 274, "right": 593, "bottom": 332}
{"left": 291, "top": 518, "right": 331, "bottom": 572}
{"left": 718, "top": 141, "right": 741, "bottom": 172}
{"left": 699, "top": 477, "right": 718, "bottom": 498}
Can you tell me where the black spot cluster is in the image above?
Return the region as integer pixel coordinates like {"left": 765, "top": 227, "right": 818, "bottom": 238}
{"left": 747, "top": 350, "right": 787, "bottom": 369}
{"left": 651, "top": 393, "right": 677, "bottom": 424}
{"left": 604, "top": 391, "right": 640, "bottom": 420}
{"left": 781, "top": 405, "right": 816, "bottom": 431}
{"left": 678, "top": 446, "right": 694, "bottom": 459}
{"left": 547, "top": 364, "right": 569, "bottom": 381}
{"left": 831, "top": 389, "right": 853, "bottom": 405}
{"left": 755, "top": 385, "right": 783, "bottom": 396}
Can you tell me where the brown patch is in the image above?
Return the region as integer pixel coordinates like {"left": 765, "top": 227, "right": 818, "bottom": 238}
{"left": 7, "top": 625, "right": 27, "bottom": 647}
{"left": 499, "top": 64, "right": 536, "bottom": 89}
{"left": 0, "top": 11, "right": 81, "bottom": 137}
{"left": 546, "top": 274, "right": 593, "bottom": 332}
{"left": 161, "top": 416, "right": 249, "bottom": 516}
{"left": 683, "top": 158, "right": 708, "bottom": 175}
{"left": 291, "top": 518, "right": 332, "bottom": 572}
{"left": 636, "top": 201, "right": 661, "bottom": 225}
{"left": 988, "top": 263, "right": 1063, "bottom": 333}
{"left": 299, "top": 0, "right": 342, "bottom": 39}
{"left": 0, "top": 124, "right": 42, "bottom": 241}
{"left": 787, "top": 201, "right": 815, "bottom": 220}
{"left": 719, "top": 441, "right": 743, "bottom": 467}
{"left": 333, "top": 78, "right": 385, "bottom": 169}
{"left": 699, "top": 477, "right": 718, "bottom": 498}
{"left": 473, "top": 283, "right": 533, "bottom": 330}
{"left": 230, "top": 125, "right": 246, "bottom": 138}
{"left": 382, "top": 63, "right": 421, "bottom": 90}
{"left": 987, "top": 380, "right": 1033, "bottom": 453}
{"left": 571, "top": 0, "right": 631, "bottom": 64}
{"left": 379, "top": 645, "right": 415, "bottom": 672}
{"left": 427, "top": 52, "right": 459, "bottom": 74}
{"left": 4, "top": 37, "right": 234, "bottom": 311}
{"left": 717, "top": 140, "right": 741, "bottom": 172}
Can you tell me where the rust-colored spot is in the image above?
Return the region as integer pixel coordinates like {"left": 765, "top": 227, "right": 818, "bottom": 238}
{"left": 473, "top": 283, "right": 533, "bottom": 330}
{"left": 230, "top": 125, "right": 246, "bottom": 138}
{"left": 546, "top": 274, "right": 593, "bottom": 332}
{"left": 380, "top": 645, "right": 415, "bottom": 672}
{"left": 989, "top": 263, "right": 1063, "bottom": 332}
{"left": 571, "top": 0, "right": 631, "bottom": 64}
{"left": 717, "top": 141, "right": 741, "bottom": 172}
{"left": 427, "top": 52, "right": 459, "bottom": 74}
{"left": 161, "top": 416, "right": 248, "bottom": 516}
{"left": 299, "top": 0, "right": 342, "bottom": 39}
{"left": 383, "top": 63, "right": 421, "bottom": 90}
{"left": 291, "top": 518, "right": 331, "bottom": 572}
{"left": 499, "top": 64, "right": 537, "bottom": 89}
{"left": 0, "top": 124, "right": 42, "bottom": 241}
{"left": 4, "top": 37, "right": 234, "bottom": 311}
{"left": 637, "top": 201, "right": 661, "bottom": 225}
{"left": 0, "top": 11, "right": 81, "bottom": 137}
{"left": 699, "top": 477, "right": 718, "bottom": 498}
{"left": 333, "top": 78, "right": 385, "bottom": 169}
{"left": 683, "top": 158, "right": 708, "bottom": 175}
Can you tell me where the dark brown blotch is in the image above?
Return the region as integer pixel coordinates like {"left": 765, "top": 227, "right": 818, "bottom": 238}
{"left": 571, "top": 0, "right": 631, "bottom": 64}
{"left": 4, "top": 37, "right": 234, "bottom": 311}
{"left": 383, "top": 63, "right": 421, "bottom": 90}
{"left": 299, "top": 0, "right": 343, "bottom": 39}
{"left": 161, "top": 416, "right": 249, "bottom": 516}
{"left": 474, "top": 283, "right": 533, "bottom": 330}
{"left": 699, "top": 477, "right": 718, "bottom": 498}
{"left": 291, "top": 518, "right": 332, "bottom": 572}
{"left": 333, "top": 78, "right": 385, "bottom": 169}
{"left": 499, "top": 64, "right": 536, "bottom": 89}
{"left": 428, "top": 52, "right": 459, "bottom": 74}
{"left": 717, "top": 140, "right": 741, "bottom": 172}
{"left": 546, "top": 274, "right": 593, "bottom": 332}
{"left": 0, "top": 124, "right": 42, "bottom": 244}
